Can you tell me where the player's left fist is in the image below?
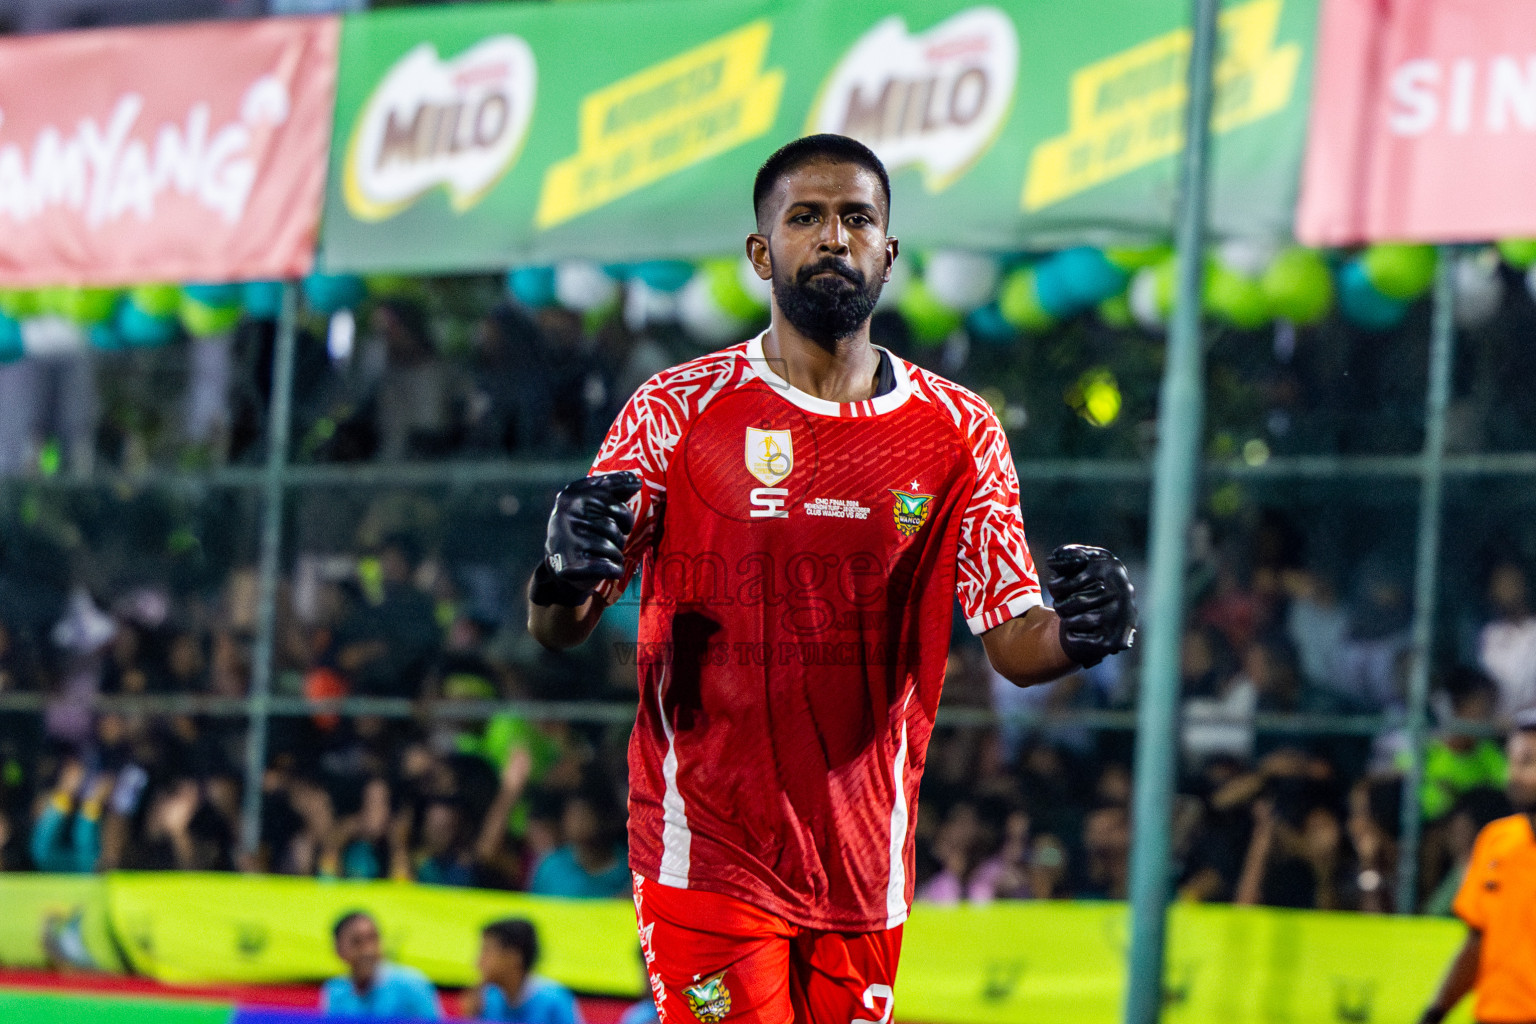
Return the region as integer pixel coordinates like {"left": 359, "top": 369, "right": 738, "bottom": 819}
{"left": 1045, "top": 544, "right": 1137, "bottom": 669}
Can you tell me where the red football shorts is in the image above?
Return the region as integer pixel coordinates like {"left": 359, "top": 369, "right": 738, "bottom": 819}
{"left": 632, "top": 873, "right": 903, "bottom": 1024}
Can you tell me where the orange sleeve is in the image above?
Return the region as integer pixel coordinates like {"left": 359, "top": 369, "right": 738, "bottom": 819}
{"left": 1452, "top": 826, "right": 1493, "bottom": 930}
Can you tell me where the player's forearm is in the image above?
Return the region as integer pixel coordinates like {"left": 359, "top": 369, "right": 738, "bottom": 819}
{"left": 1422, "top": 931, "right": 1481, "bottom": 1023}
{"left": 526, "top": 586, "right": 602, "bottom": 650}
{"left": 980, "top": 607, "right": 1077, "bottom": 687}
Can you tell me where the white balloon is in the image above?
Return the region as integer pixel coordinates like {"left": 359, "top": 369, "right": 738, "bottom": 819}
{"left": 1216, "top": 238, "right": 1279, "bottom": 279}
{"left": 678, "top": 272, "right": 747, "bottom": 345}
{"left": 874, "top": 255, "right": 913, "bottom": 312}
{"left": 623, "top": 279, "right": 679, "bottom": 333}
{"left": 923, "top": 250, "right": 1000, "bottom": 312}
{"left": 1129, "top": 268, "right": 1165, "bottom": 331}
{"left": 1455, "top": 250, "right": 1504, "bottom": 330}
{"left": 737, "top": 255, "right": 773, "bottom": 307}
{"left": 555, "top": 260, "right": 621, "bottom": 312}
{"left": 22, "top": 315, "right": 88, "bottom": 356}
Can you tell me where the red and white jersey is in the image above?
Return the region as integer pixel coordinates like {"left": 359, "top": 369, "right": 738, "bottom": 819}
{"left": 590, "top": 332, "right": 1040, "bottom": 932}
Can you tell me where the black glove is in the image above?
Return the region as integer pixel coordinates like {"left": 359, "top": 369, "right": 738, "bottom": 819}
{"left": 1045, "top": 544, "right": 1137, "bottom": 668}
{"left": 1416, "top": 1009, "right": 1447, "bottom": 1024}
{"left": 529, "top": 472, "right": 642, "bottom": 607}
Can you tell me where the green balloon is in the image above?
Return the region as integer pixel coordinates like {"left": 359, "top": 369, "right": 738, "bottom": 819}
{"left": 179, "top": 295, "right": 243, "bottom": 337}
{"left": 1361, "top": 243, "right": 1436, "bottom": 300}
{"left": 60, "top": 287, "right": 121, "bottom": 325}
{"left": 1205, "top": 264, "right": 1270, "bottom": 329}
{"left": 129, "top": 284, "right": 182, "bottom": 318}
{"left": 0, "top": 290, "right": 40, "bottom": 319}
{"left": 1098, "top": 292, "right": 1134, "bottom": 329}
{"left": 1152, "top": 257, "right": 1178, "bottom": 315}
{"left": 1104, "top": 245, "right": 1172, "bottom": 271}
{"left": 1261, "top": 248, "right": 1333, "bottom": 325}
{"left": 997, "top": 268, "right": 1056, "bottom": 332}
{"left": 704, "top": 258, "right": 765, "bottom": 322}
{"left": 1497, "top": 239, "right": 1536, "bottom": 271}
{"left": 897, "top": 279, "right": 963, "bottom": 346}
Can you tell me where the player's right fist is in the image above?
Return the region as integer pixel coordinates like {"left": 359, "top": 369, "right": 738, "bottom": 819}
{"left": 1045, "top": 544, "right": 1137, "bottom": 668}
{"left": 529, "top": 472, "right": 642, "bottom": 607}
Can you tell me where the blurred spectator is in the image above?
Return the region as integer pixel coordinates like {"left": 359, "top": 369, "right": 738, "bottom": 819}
{"left": 1181, "top": 626, "right": 1256, "bottom": 765}
{"left": 1421, "top": 787, "right": 1510, "bottom": 916}
{"left": 335, "top": 534, "right": 441, "bottom": 699}
{"left": 528, "top": 786, "right": 629, "bottom": 898}
{"left": 462, "top": 918, "right": 583, "bottom": 1024}
{"left": 1407, "top": 669, "right": 1507, "bottom": 822}
{"left": 1345, "top": 775, "right": 1402, "bottom": 914}
{"left": 1332, "top": 564, "right": 1413, "bottom": 712}
{"left": 1477, "top": 560, "right": 1536, "bottom": 718}
{"left": 1077, "top": 804, "right": 1131, "bottom": 900}
{"left": 368, "top": 299, "right": 460, "bottom": 462}
{"left": 1283, "top": 567, "right": 1349, "bottom": 691}
{"left": 321, "top": 911, "right": 441, "bottom": 1020}
{"left": 30, "top": 760, "right": 108, "bottom": 873}
{"left": 413, "top": 798, "right": 474, "bottom": 887}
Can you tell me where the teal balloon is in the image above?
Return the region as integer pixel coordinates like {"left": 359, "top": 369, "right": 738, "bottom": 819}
{"left": 1339, "top": 260, "right": 1409, "bottom": 331}
{"left": 1034, "top": 247, "right": 1130, "bottom": 317}
{"left": 118, "top": 301, "right": 178, "bottom": 346}
{"left": 0, "top": 312, "right": 22, "bottom": 363}
{"left": 508, "top": 267, "right": 557, "bottom": 308}
{"left": 632, "top": 260, "right": 695, "bottom": 292}
{"left": 181, "top": 283, "right": 241, "bottom": 308}
{"left": 90, "top": 323, "right": 124, "bottom": 351}
{"left": 242, "top": 281, "right": 285, "bottom": 320}
{"left": 302, "top": 273, "right": 367, "bottom": 315}
{"left": 966, "top": 303, "right": 1017, "bottom": 345}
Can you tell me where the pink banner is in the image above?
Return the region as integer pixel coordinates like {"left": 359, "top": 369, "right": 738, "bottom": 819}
{"left": 0, "top": 17, "right": 339, "bottom": 287}
{"left": 1299, "top": 0, "right": 1536, "bottom": 244}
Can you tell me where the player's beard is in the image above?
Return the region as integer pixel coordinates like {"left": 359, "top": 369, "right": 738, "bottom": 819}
{"left": 773, "top": 256, "right": 883, "bottom": 346}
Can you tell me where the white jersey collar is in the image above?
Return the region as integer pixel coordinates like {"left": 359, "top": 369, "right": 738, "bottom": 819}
{"left": 743, "top": 330, "right": 913, "bottom": 418}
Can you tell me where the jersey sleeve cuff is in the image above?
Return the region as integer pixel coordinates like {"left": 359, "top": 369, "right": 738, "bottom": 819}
{"left": 967, "top": 591, "right": 1043, "bottom": 635}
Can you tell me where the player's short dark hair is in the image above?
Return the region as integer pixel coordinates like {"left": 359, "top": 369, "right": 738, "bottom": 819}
{"left": 333, "top": 910, "right": 374, "bottom": 944}
{"left": 483, "top": 918, "right": 539, "bottom": 968}
{"left": 753, "top": 134, "right": 891, "bottom": 231}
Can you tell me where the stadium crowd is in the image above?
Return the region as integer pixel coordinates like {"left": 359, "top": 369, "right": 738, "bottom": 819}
{"left": 0, "top": 287, "right": 1533, "bottom": 918}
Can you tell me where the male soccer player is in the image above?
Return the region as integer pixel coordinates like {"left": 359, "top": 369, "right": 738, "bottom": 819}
{"left": 461, "top": 918, "right": 584, "bottom": 1024}
{"left": 1418, "top": 709, "right": 1536, "bottom": 1024}
{"left": 320, "top": 911, "right": 441, "bottom": 1020}
{"left": 528, "top": 134, "right": 1136, "bottom": 1024}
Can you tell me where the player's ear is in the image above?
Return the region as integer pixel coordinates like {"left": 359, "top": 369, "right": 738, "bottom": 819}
{"left": 883, "top": 238, "right": 899, "bottom": 283}
{"left": 746, "top": 234, "right": 772, "bottom": 281}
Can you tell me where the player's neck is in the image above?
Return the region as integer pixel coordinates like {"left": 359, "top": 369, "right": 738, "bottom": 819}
{"left": 763, "top": 320, "right": 880, "bottom": 404}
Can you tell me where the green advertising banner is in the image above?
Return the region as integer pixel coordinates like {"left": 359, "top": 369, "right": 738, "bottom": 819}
{"left": 91, "top": 872, "right": 1479, "bottom": 1024}
{"left": 319, "top": 0, "right": 1318, "bottom": 273}
{"left": 0, "top": 874, "right": 125, "bottom": 973}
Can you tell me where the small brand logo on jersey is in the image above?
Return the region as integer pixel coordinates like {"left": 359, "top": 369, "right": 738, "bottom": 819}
{"left": 745, "top": 428, "right": 793, "bottom": 486}
{"left": 684, "top": 971, "right": 732, "bottom": 1022}
{"left": 891, "top": 490, "right": 935, "bottom": 536}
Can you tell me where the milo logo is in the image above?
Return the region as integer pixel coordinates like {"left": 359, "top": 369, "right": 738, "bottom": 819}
{"left": 808, "top": 7, "right": 1018, "bottom": 192}
{"left": 343, "top": 36, "right": 536, "bottom": 221}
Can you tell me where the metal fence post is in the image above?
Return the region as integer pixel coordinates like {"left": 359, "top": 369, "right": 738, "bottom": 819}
{"left": 1122, "top": 0, "right": 1219, "bottom": 1021}
{"left": 1397, "top": 247, "right": 1457, "bottom": 912}
{"left": 239, "top": 282, "right": 300, "bottom": 859}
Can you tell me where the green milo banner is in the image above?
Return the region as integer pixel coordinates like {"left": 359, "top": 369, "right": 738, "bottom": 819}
{"left": 319, "top": 0, "right": 1318, "bottom": 273}
{"left": 9, "top": 872, "right": 1463, "bottom": 1024}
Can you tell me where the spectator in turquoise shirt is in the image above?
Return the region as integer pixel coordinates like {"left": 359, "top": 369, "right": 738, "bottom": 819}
{"left": 462, "top": 918, "right": 583, "bottom": 1024}
{"left": 321, "top": 911, "right": 441, "bottom": 1020}
{"left": 529, "top": 789, "right": 630, "bottom": 898}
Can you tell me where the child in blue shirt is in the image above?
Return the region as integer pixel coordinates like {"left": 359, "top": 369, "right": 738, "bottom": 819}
{"left": 462, "top": 918, "right": 583, "bottom": 1024}
{"left": 321, "top": 911, "right": 441, "bottom": 1020}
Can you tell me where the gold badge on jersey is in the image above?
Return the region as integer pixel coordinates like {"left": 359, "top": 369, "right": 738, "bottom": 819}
{"left": 891, "top": 489, "right": 935, "bottom": 536}
{"left": 745, "top": 428, "right": 793, "bottom": 486}
{"left": 683, "top": 970, "right": 732, "bottom": 1023}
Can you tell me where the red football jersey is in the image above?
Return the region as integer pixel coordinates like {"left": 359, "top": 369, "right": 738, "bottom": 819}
{"left": 590, "top": 332, "right": 1040, "bottom": 931}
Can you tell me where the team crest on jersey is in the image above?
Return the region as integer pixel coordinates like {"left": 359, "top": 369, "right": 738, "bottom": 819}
{"left": 745, "top": 428, "right": 793, "bottom": 486}
{"left": 683, "top": 971, "right": 732, "bottom": 1023}
{"left": 891, "top": 489, "right": 935, "bottom": 536}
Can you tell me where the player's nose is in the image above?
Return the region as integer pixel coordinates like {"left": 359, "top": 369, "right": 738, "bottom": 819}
{"left": 818, "top": 219, "right": 850, "bottom": 254}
